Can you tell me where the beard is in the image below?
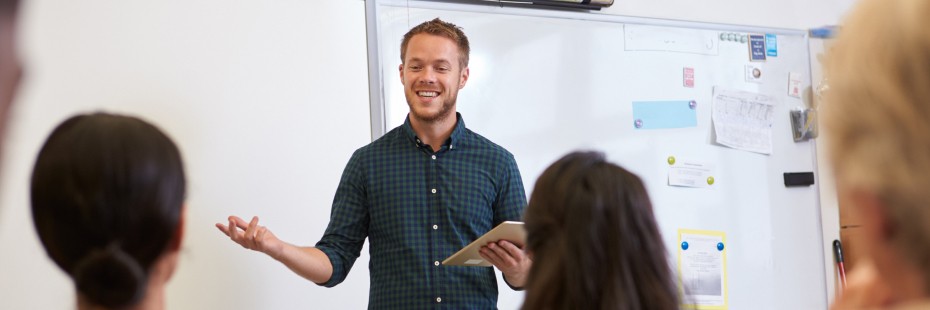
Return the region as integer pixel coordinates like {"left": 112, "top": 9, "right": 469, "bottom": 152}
{"left": 407, "top": 95, "right": 456, "bottom": 124}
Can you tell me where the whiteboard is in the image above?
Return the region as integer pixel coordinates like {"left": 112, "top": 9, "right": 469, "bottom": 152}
{"left": 367, "top": 1, "right": 827, "bottom": 309}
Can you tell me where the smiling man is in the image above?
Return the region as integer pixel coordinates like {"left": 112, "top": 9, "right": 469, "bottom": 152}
{"left": 218, "top": 18, "right": 531, "bottom": 309}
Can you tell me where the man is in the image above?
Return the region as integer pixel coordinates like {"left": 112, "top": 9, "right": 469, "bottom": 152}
{"left": 217, "top": 18, "right": 531, "bottom": 309}
{"left": 0, "top": 0, "right": 22, "bottom": 164}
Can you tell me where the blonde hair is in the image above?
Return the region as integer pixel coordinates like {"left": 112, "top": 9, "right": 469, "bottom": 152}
{"left": 824, "top": 0, "right": 930, "bottom": 287}
{"left": 400, "top": 18, "right": 470, "bottom": 69}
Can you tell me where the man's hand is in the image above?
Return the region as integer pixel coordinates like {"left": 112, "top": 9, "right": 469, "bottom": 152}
{"left": 216, "top": 216, "right": 285, "bottom": 259}
{"left": 479, "top": 240, "right": 532, "bottom": 288}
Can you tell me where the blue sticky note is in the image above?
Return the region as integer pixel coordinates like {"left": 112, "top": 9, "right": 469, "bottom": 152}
{"left": 749, "top": 34, "right": 766, "bottom": 61}
{"left": 632, "top": 101, "right": 697, "bottom": 130}
{"left": 765, "top": 34, "right": 778, "bottom": 57}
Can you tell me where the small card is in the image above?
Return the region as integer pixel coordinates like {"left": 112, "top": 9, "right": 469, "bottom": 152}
{"left": 683, "top": 67, "right": 695, "bottom": 88}
{"left": 667, "top": 157, "right": 716, "bottom": 188}
{"left": 745, "top": 64, "right": 763, "bottom": 83}
{"left": 765, "top": 34, "right": 778, "bottom": 57}
{"left": 788, "top": 72, "right": 802, "bottom": 98}
{"left": 749, "top": 34, "right": 766, "bottom": 61}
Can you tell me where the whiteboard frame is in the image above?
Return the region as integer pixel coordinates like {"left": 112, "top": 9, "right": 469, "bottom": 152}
{"left": 364, "top": 0, "right": 834, "bottom": 306}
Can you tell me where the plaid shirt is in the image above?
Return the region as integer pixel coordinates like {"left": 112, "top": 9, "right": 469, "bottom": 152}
{"left": 316, "top": 113, "right": 527, "bottom": 309}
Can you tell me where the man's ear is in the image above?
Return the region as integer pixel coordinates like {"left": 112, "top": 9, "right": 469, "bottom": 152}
{"left": 399, "top": 64, "right": 405, "bottom": 84}
{"left": 459, "top": 67, "right": 469, "bottom": 89}
{"left": 170, "top": 205, "right": 186, "bottom": 252}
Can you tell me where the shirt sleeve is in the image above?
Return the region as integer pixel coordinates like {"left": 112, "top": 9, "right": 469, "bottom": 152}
{"left": 493, "top": 152, "right": 527, "bottom": 227}
{"left": 494, "top": 152, "right": 528, "bottom": 291}
{"left": 315, "top": 149, "right": 370, "bottom": 287}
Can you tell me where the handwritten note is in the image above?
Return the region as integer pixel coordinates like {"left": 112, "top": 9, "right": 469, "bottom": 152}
{"left": 712, "top": 87, "right": 777, "bottom": 155}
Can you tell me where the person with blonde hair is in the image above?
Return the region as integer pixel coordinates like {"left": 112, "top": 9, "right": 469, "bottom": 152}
{"left": 824, "top": 0, "right": 930, "bottom": 308}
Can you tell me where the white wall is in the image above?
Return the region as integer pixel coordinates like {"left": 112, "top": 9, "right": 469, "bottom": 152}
{"left": 0, "top": 0, "right": 853, "bottom": 309}
{"left": 0, "top": 1, "right": 372, "bottom": 309}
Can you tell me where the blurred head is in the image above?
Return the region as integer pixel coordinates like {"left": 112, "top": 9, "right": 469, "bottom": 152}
{"left": 399, "top": 18, "right": 470, "bottom": 124}
{"left": 0, "top": 0, "right": 22, "bottom": 157}
{"left": 824, "top": 0, "right": 930, "bottom": 293}
{"left": 31, "top": 113, "right": 186, "bottom": 309}
{"left": 522, "top": 151, "right": 678, "bottom": 310}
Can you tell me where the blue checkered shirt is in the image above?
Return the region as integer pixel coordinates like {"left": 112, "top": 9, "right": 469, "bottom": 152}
{"left": 315, "top": 113, "right": 527, "bottom": 309}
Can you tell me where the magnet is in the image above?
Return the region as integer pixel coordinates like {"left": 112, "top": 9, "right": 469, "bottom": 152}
{"left": 682, "top": 241, "right": 689, "bottom": 250}
{"left": 717, "top": 242, "right": 725, "bottom": 251}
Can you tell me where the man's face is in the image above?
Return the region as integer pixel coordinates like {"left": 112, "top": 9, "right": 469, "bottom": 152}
{"left": 399, "top": 34, "right": 469, "bottom": 123}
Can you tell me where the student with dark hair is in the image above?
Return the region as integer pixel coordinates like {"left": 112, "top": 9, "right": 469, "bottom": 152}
{"left": 31, "top": 112, "right": 186, "bottom": 310}
{"left": 521, "top": 151, "right": 679, "bottom": 310}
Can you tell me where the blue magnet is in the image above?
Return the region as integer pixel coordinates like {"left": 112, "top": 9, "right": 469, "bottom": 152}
{"left": 717, "top": 242, "right": 725, "bottom": 251}
{"left": 681, "top": 241, "right": 689, "bottom": 250}
{"left": 634, "top": 119, "right": 644, "bottom": 129}
{"left": 688, "top": 100, "right": 697, "bottom": 109}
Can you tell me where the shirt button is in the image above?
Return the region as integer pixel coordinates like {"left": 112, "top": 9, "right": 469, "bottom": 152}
{"left": 434, "top": 261, "right": 440, "bottom": 266}
{"left": 431, "top": 155, "right": 436, "bottom": 160}
{"left": 436, "top": 297, "right": 442, "bottom": 303}
{"left": 432, "top": 225, "right": 438, "bottom": 230}
{"left": 431, "top": 188, "right": 436, "bottom": 194}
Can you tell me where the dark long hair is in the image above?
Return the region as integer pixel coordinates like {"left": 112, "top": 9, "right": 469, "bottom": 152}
{"left": 522, "top": 151, "right": 678, "bottom": 310}
{"left": 31, "top": 112, "right": 186, "bottom": 309}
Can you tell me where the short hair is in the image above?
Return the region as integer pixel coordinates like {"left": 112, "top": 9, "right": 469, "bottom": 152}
{"left": 824, "top": 0, "right": 930, "bottom": 290}
{"left": 31, "top": 113, "right": 186, "bottom": 308}
{"left": 400, "top": 18, "right": 470, "bottom": 68}
{"left": 522, "top": 151, "right": 679, "bottom": 310}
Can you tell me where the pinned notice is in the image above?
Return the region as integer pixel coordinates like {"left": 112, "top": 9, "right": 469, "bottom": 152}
{"left": 748, "top": 34, "right": 766, "bottom": 61}
{"left": 667, "top": 156, "right": 716, "bottom": 188}
{"left": 632, "top": 101, "right": 698, "bottom": 130}
{"left": 712, "top": 87, "right": 777, "bottom": 155}
{"left": 788, "top": 72, "right": 802, "bottom": 98}
{"left": 684, "top": 67, "right": 695, "bottom": 88}
{"left": 679, "top": 229, "right": 728, "bottom": 309}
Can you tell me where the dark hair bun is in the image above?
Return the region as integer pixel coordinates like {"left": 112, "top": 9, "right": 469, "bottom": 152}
{"left": 72, "top": 244, "right": 147, "bottom": 308}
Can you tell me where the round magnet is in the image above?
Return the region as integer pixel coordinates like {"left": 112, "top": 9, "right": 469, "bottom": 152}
{"left": 727, "top": 33, "right": 736, "bottom": 41}
{"left": 740, "top": 35, "right": 747, "bottom": 43}
{"left": 689, "top": 100, "right": 697, "bottom": 109}
{"left": 634, "top": 119, "right": 643, "bottom": 129}
{"left": 717, "top": 242, "right": 725, "bottom": 251}
{"left": 707, "top": 176, "right": 715, "bottom": 185}
{"left": 719, "top": 33, "right": 727, "bottom": 40}
{"left": 667, "top": 156, "right": 676, "bottom": 165}
{"left": 682, "top": 241, "right": 689, "bottom": 250}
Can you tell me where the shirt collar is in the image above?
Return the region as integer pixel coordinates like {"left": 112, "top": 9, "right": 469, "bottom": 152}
{"left": 402, "top": 112, "right": 466, "bottom": 150}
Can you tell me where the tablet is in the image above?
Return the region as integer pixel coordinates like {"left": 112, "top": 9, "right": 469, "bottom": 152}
{"left": 442, "top": 221, "right": 526, "bottom": 267}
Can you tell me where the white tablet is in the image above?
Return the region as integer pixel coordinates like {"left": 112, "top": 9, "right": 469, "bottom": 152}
{"left": 442, "top": 221, "right": 526, "bottom": 267}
